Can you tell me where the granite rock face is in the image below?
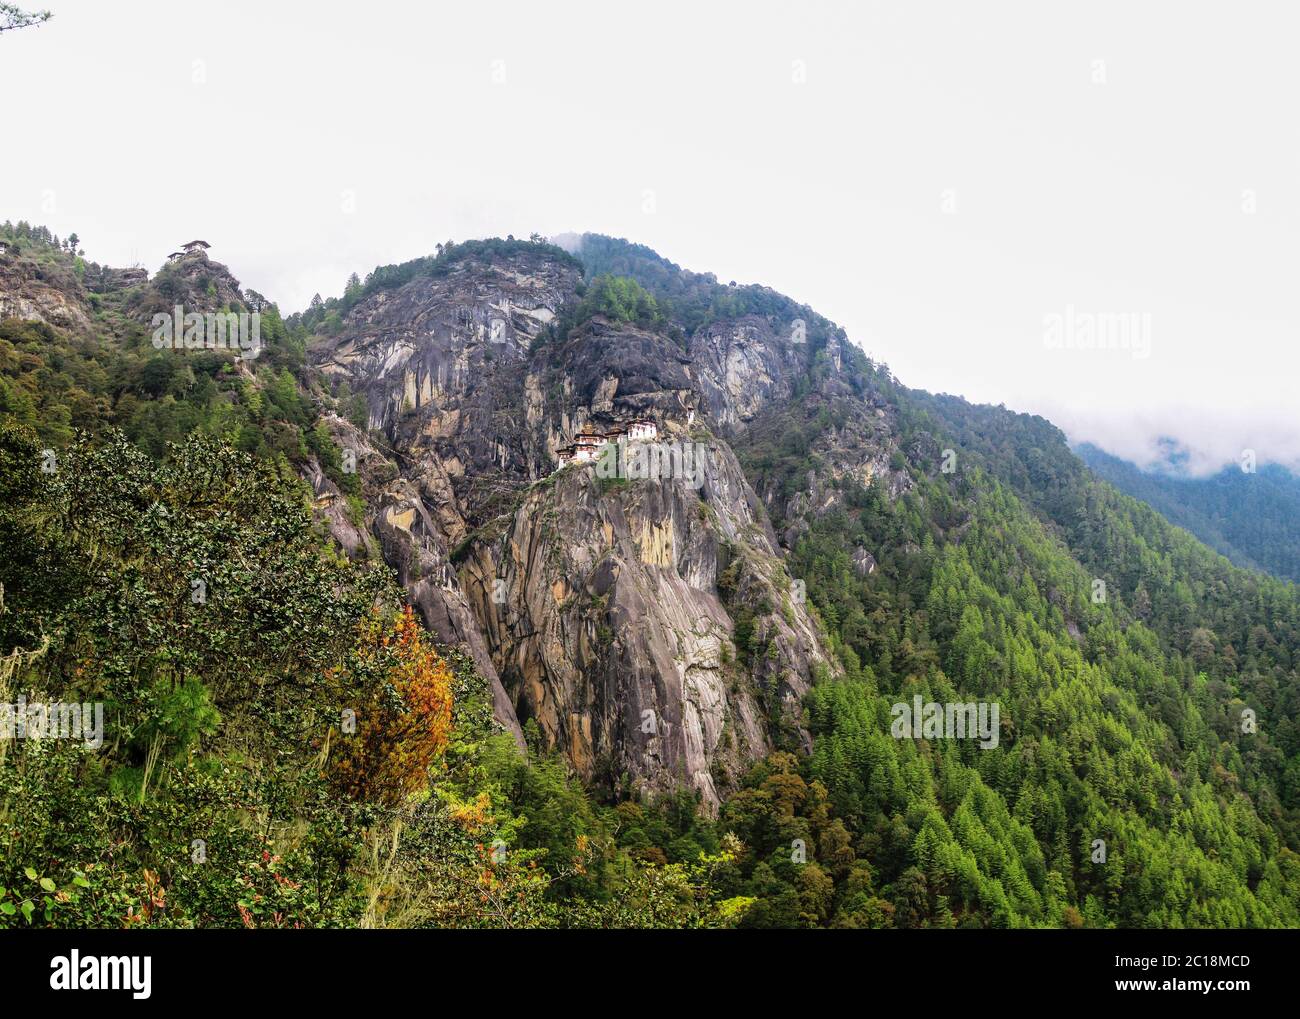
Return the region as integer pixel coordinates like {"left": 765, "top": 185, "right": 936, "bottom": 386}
{"left": 454, "top": 437, "right": 835, "bottom": 805}
{"left": 687, "top": 316, "right": 799, "bottom": 431}
{"left": 0, "top": 252, "right": 95, "bottom": 333}
{"left": 309, "top": 247, "right": 844, "bottom": 806}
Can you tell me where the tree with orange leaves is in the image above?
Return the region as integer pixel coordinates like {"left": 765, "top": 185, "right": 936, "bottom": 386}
{"left": 328, "top": 606, "right": 454, "bottom": 807}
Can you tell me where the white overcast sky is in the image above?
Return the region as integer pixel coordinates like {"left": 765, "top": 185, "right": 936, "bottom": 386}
{"left": 3, "top": 0, "right": 1297, "bottom": 473}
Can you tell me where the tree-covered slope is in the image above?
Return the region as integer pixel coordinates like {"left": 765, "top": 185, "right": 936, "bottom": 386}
{"left": 1077, "top": 442, "right": 1300, "bottom": 584}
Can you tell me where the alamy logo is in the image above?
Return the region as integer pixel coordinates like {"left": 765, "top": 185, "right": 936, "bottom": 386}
{"left": 1, "top": 696, "right": 103, "bottom": 749}
{"left": 595, "top": 440, "right": 708, "bottom": 490}
{"left": 50, "top": 951, "right": 151, "bottom": 999}
{"left": 151, "top": 305, "right": 261, "bottom": 359}
{"left": 891, "top": 695, "right": 1000, "bottom": 749}
{"left": 1043, "top": 305, "right": 1151, "bottom": 360}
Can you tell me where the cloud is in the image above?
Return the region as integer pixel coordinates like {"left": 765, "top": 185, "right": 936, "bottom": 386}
{"left": 548, "top": 232, "right": 584, "bottom": 256}
{"left": 1048, "top": 404, "right": 1300, "bottom": 477}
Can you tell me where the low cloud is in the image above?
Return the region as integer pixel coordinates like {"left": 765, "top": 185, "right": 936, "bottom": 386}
{"left": 1051, "top": 405, "right": 1300, "bottom": 478}
{"left": 548, "top": 232, "right": 584, "bottom": 255}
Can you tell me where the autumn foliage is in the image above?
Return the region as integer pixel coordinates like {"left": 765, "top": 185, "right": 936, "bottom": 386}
{"left": 329, "top": 606, "right": 454, "bottom": 806}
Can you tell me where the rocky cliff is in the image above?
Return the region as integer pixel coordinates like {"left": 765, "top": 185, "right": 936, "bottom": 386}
{"left": 309, "top": 243, "right": 846, "bottom": 806}
{"left": 0, "top": 228, "right": 901, "bottom": 807}
{"left": 0, "top": 246, "right": 96, "bottom": 333}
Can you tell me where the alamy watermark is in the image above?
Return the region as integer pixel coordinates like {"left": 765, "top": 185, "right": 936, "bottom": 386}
{"left": 152, "top": 305, "right": 261, "bottom": 359}
{"left": 595, "top": 440, "right": 708, "bottom": 490}
{"left": 1, "top": 696, "right": 104, "bottom": 750}
{"left": 891, "top": 696, "right": 1000, "bottom": 749}
{"left": 50, "top": 951, "right": 151, "bottom": 999}
{"left": 1043, "top": 305, "right": 1150, "bottom": 360}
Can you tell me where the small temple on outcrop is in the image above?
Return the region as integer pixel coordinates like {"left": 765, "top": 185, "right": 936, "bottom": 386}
{"left": 169, "top": 240, "right": 211, "bottom": 262}
{"left": 555, "top": 418, "right": 657, "bottom": 469}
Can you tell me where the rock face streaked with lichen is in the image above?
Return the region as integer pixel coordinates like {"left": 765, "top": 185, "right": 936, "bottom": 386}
{"left": 308, "top": 245, "right": 864, "bottom": 807}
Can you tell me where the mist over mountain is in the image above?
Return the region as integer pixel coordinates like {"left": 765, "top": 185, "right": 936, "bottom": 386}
{"left": 1048, "top": 407, "right": 1300, "bottom": 481}
{"left": 1077, "top": 442, "right": 1300, "bottom": 583}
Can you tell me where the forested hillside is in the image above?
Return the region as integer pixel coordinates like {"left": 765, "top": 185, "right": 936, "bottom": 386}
{"left": 2, "top": 225, "right": 1297, "bottom": 928}
{"left": 1077, "top": 442, "right": 1300, "bottom": 584}
{"left": 583, "top": 234, "right": 1300, "bottom": 926}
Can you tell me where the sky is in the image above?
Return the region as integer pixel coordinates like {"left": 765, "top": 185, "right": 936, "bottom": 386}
{"left": 2, "top": 1, "right": 1297, "bottom": 474}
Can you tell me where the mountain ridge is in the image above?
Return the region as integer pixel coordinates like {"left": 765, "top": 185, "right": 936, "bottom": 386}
{"left": 3, "top": 222, "right": 1299, "bottom": 927}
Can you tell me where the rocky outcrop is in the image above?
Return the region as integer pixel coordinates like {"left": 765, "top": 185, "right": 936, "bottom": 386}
{"left": 127, "top": 252, "right": 249, "bottom": 322}
{"left": 302, "top": 412, "right": 525, "bottom": 749}
{"left": 309, "top": 247, "right": 843, "bottom": 805}
{"left": 687, "top": 316, "right": 800, "bottom": 431}
{"left": 454, "top": 438, "right": 835, "bottom": 806}
{"left": 539, "top": 316, "right": 698, "bottom": 428}
{"left": 374, "top": 476, "right": 526, "bottom": 750}
{"left": 314, "top": 249, "right": 581, "bottom": 517}
{"left": 0, "top": 255, "right": 94, "bottom": 333}
{"left": 83, "top": 264, "right": 149, "bottom": 294}
{"left": 303, "top": 413, "right": 385, "bottom": 561}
